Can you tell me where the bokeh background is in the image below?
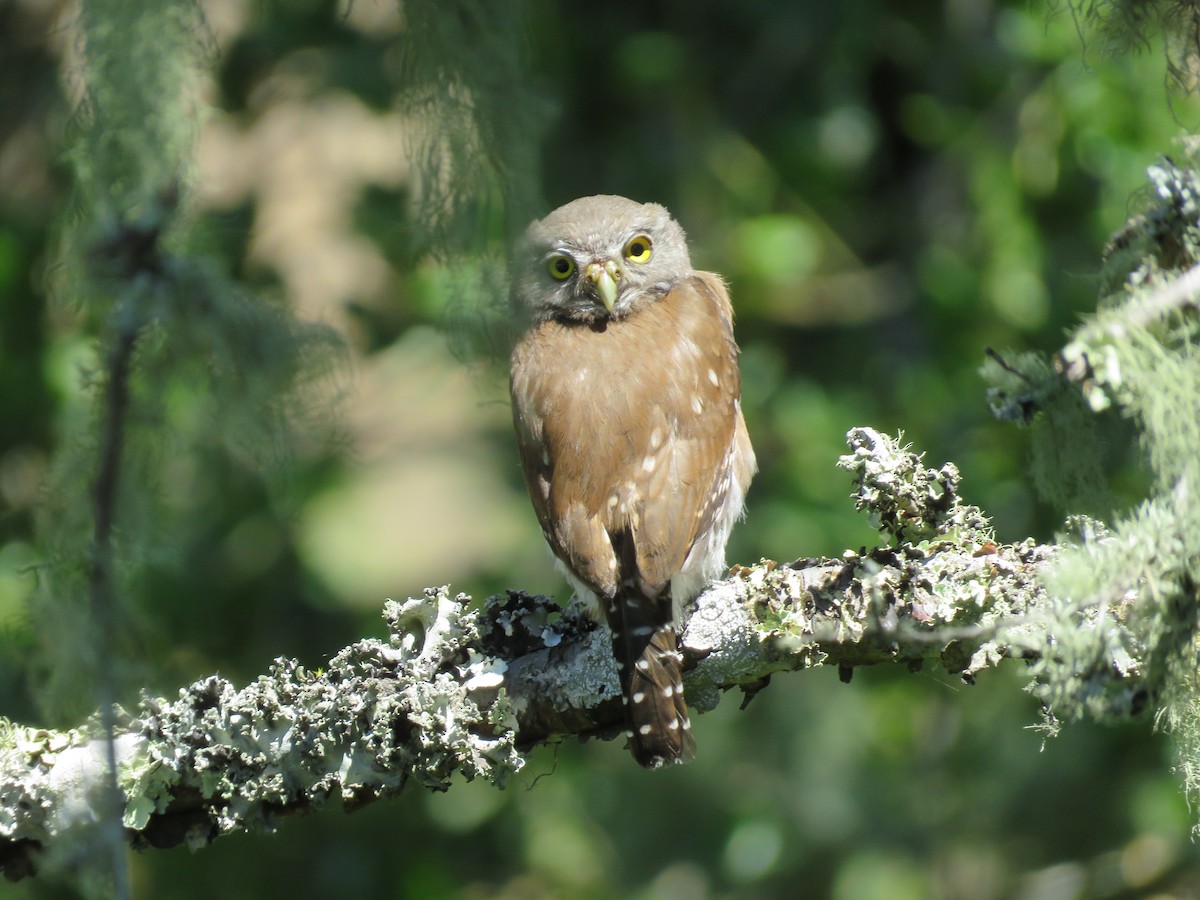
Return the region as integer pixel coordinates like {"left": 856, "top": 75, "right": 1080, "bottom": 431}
{"left": 2, "top": 0, "right": 1200, "bottom": 897}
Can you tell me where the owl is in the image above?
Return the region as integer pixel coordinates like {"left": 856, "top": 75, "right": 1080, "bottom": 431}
{"left": 509, "top": 195, "right": 755, "bottom": 767}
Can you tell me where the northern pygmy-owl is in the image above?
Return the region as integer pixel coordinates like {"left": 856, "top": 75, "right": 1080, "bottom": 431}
{"left": 509, "top": 195, "right": 756, "bottom": 768}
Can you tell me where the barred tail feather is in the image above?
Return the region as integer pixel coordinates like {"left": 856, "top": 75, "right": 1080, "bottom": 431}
{"left": 609, "top": 594, "right": 695, "bottom": 768}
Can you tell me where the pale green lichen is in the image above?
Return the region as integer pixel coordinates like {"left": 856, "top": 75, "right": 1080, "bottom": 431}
{"left": 0, "top": 588, "right": 534, "bottom": 868}
{"left": 0, "top": 720, "right": 111, "bottom": 844}
{"left": 837, "top": 427, "right": 993, "bottom": 547}
{"left": 137, "top": 587, "right": 523, "bottom": 837}
{"left": 118, "top": 739, "right": 173, "bottom": 830}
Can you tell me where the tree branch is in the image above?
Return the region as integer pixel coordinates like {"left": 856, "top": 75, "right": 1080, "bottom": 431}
{"left": 0, "top": 428, "right": 1062, "bottom": 880}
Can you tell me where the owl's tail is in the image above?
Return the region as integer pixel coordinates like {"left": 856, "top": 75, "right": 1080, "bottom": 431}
{"left": 607, "top": 593, "right": 696, "bottom": 768}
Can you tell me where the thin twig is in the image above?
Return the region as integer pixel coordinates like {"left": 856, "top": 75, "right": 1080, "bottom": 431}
{"left": 89, "top": 315, "right": 141, "bottom": 900}
{"left": 985, "top": 346, "right": 1035, "bottom": 383}
{"left": 1095, "top": 262, "right": 1200, "bottom": 335}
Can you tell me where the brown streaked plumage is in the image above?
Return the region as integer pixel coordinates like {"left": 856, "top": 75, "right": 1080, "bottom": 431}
{"left": 509, "top": 195, "right": 755, "bottom": 768}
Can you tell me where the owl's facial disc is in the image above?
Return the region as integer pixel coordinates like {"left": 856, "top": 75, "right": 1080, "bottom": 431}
{"left": 584, "top": 258, "right": 622, "bottom": 312}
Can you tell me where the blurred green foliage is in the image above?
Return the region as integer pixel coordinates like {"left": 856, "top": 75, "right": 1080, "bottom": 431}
{"left": 3, "top": 0, "right": 1200, "bottom": 897}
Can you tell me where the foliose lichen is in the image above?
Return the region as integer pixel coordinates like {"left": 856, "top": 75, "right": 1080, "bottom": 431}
{"left": 136, "top": 587, "right": 523, "bottom": 839}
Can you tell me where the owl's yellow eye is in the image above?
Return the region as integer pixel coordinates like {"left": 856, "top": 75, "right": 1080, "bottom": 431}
{"left": 624, "top": 234, "right": 653, "bottom": 264}
{"left": 547, "top": 254, "right": 575, "bottom": 281}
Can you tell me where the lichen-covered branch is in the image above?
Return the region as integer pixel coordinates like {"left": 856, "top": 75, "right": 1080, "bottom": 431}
{"left": 0, "top": 429, "right": 1063, "bottom": 880}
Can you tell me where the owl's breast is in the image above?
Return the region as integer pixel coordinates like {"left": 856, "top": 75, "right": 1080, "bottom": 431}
{"left": 511, "top": 275, "right": 737, "bottom": 515}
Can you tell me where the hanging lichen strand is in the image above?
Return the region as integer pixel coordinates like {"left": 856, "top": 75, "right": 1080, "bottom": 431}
{"left": 984, "top": 157, "right": 1200, "bottom": 827}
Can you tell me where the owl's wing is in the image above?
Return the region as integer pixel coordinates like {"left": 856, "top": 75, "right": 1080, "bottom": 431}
{"left": 624, "top": 273, "right": 746, "bottom": 596}
{"left": 511, "top": 347, "right": 620, "bottom": 598}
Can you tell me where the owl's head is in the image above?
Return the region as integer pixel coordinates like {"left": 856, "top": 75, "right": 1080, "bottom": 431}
{"left": 510, "top": 195, "right": 693, "bottom": 325}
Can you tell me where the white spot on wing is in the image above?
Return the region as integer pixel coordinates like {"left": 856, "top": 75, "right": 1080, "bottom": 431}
{"left": 708, "top": 368, "right": 719, "bottom": 386}
{"left": 692, "top": 396, "right": 703, "bottom": 414}
{"left": 642, "top": 455, "right": 656, "bottom": 473}
{"left": 632, "top": 691, "right": 645, "bottom": 703}
{"left": 638, "top": 724, "right": 653, "bottom": 735}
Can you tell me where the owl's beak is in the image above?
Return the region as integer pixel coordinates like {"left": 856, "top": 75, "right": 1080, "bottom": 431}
{"left": 584, "top": 259, "right": 621, "bottom": 312}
